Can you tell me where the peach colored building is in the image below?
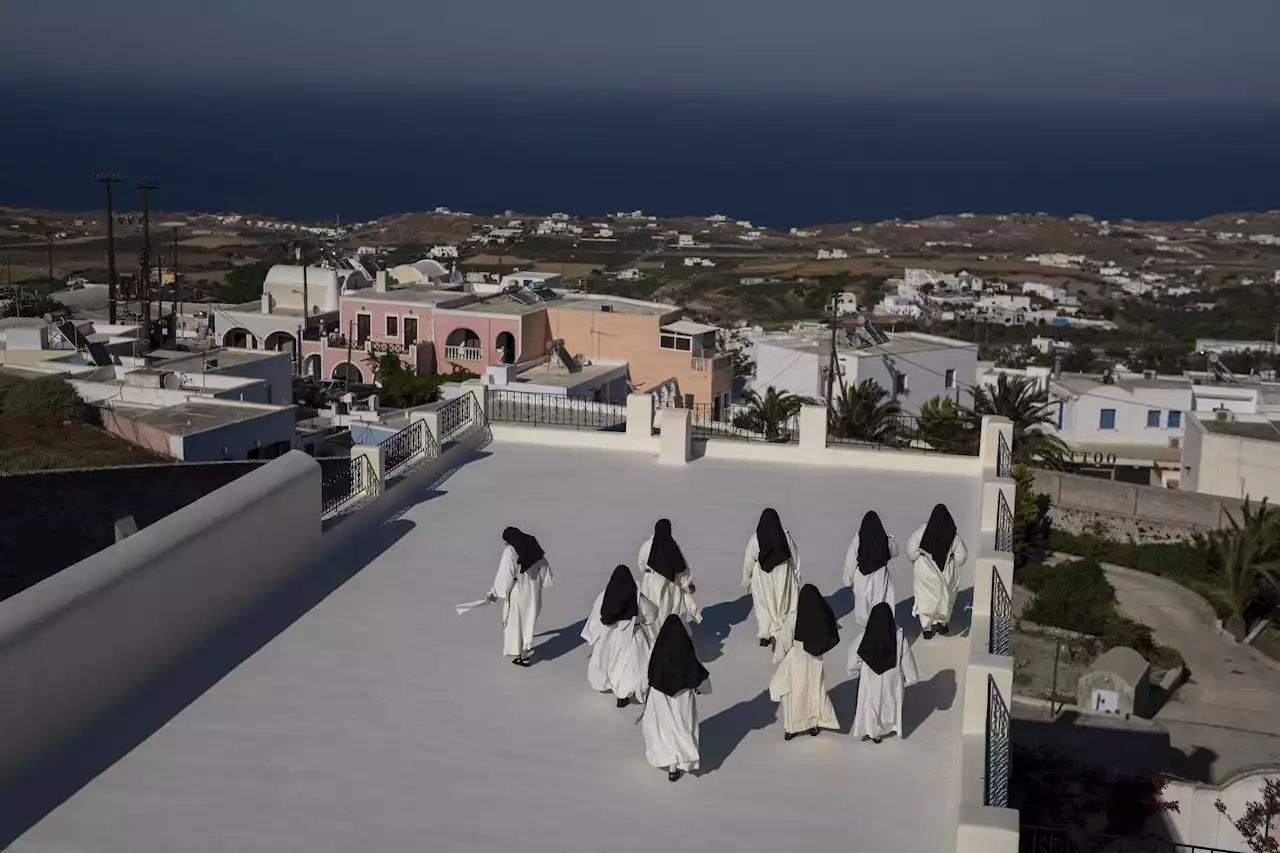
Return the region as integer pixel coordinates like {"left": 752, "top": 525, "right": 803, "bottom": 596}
{"left": 545, "top": 294, "right": 733, "bottom": 411}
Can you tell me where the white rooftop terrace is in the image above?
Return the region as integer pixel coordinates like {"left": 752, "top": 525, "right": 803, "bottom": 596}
{"left": 0, "top": 398, "right": 1017, "bottom": 853}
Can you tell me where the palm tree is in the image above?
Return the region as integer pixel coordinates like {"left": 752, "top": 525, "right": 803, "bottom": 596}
{"left": 968, "top": 374, "right": 1069, "bottom": 468}
{"left": 917, "top": 394, "right": 980, "bottom": 455}
{"left": 1207, "top": 498, "right": 1280, "bottom": 638}
{"left": 829, "top": 379, "right": 905, "bottom": 445}
{"left": 734, "top": 386, "right": 807, "bottom": 442}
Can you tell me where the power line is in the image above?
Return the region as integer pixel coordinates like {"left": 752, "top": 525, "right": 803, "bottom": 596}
{"left": 93, "top": 173, "right": 123, "bottom": 325}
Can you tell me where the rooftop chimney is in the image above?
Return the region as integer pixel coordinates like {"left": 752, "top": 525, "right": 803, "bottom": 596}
{"left": 375, "top": 270, "right": 388, "bottom": 292}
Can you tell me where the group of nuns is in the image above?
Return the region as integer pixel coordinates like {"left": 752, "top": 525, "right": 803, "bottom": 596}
{"left": 487, "top": 503, "right": 967, "bottom": 782}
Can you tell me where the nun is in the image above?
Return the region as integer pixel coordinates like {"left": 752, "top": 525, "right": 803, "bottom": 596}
{"left": 582, "top": 565, "right": 657, "bottom": 707}
{"left": 769, "top": 584, "right": 840, "bottom": 740}
{"left": 842, "top": 510, "right": 899, "bottom": 630}
{"left": 742, "top": 508, "right": 801, "bottom": 649}
{"left": 641, "top": 615, "right": 710, "bottom": 782}
{"left": 486, "top": 527, "right": 554, "bottom": 667}
{"left": 639, "top": 519, "right": 701, "bottom": 631}
{"left": 907, "top": 503, "right": 969, "bottom": 639}
{"left": 846, "top": 602, "right": 920, "bottom": 743}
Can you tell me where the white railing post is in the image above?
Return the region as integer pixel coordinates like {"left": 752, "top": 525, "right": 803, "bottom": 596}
{"left": 798, "top": 404, "right": 828, "bottom": 457}
{"left": 626, "top": 392, "right": 655, "bottom": 446}
{"left": 979, "top": 415, "right": 1014, "bottom": 474}
{"left": 657, "top": 406, "right": 691, "bottom": 465}
{"left": 351, "top": 443, "right": 384, "bottom": 497}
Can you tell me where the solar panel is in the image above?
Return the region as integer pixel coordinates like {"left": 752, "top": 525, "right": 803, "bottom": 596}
{"left": 87, "top": 342, "right": 112, "bottom": 367}
{"left": 533, "top": 287, "right": 559, "bottom": 301}
{"left": 510, "top": 290, "right": 539, "bottom": 305}
{"left": 553, "top": 344, "right": 581, "bottom": 374}
{"left": 57, "top": 319, "right": 91, "bottom": 349}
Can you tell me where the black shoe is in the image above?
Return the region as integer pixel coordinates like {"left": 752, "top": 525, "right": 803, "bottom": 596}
{"left": 872, "top": 737, "right": 883, "bottom": 744}
{"left": 511, "top": 657, "right": 532, "bottom": 668}
{"left": 861, "top": 735, "right": 871, "bottom": 742}
{"left": 922, "top": 629, "right": 934, "bottom": 640}
{"left": 617, "top": 697, "right": 630, "bottom": 708}
{"left": 937, "top": 624, "right": 950, "bottom": 636}
{"left": 808, "top": 727, "right": 820, "bottom": 737}
{"left": 784, "top": 732, "right": 796, "bottom": 741}
{"left": 668, "top": 769, "right": 683, "bottom": 782}
{"left": 759, "top": 638, "right": 772, "bottom": 648}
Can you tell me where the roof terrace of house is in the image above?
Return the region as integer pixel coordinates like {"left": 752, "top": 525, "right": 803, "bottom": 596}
{"left": 0, "top": 395, "right": 1017, "bottom": 853}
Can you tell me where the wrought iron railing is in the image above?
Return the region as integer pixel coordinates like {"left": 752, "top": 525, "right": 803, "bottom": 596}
{"left": 489, "top": 389, "right": 626, "bottom": 431}
{"left": 380, "top": 419, "right": 430, "bottom": 477}
{"left": 321, "top": 454, "right": 374, "bottom": 516}
{"left": 1019, "top": 825, "right": 1245, "bottom": 853}
{"left": 985, "top": 674, "right": 1011, "bottom": 810}
{"left": 678, "top": 401, "right": 798, "bottom": 443}
{"left": 990, "top": 568, "right": 1013, "bottom": 657}
{"left": 439, "top": 392, "right": 484, "bottom": 443}
{"left": 370, "top": 340, "right": 410, "bottom": 355}
{"left": 827, "top": 412, "right": 981, "bottom": 455}
{"left": 996, "top": 489, "right": 1014, "bottom": 552}
{"left": 997, "top": 429, "right": 1013, "bottom": 478}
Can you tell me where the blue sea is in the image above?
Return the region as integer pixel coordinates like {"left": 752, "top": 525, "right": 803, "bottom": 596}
{"left": 4, "top": 87, "right": 1279, "bottom": 226}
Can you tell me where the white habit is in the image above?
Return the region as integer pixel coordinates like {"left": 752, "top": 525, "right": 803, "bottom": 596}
{"left": 846, "top": 626, "right": 920, "bottom": 740}
{"left": 639, "top": 536, "right": 700, "bottom": 629}
{"left": 742, "top": 531, "right": 801, "bottom": 642}
{"left": 769, "top": 646, "right": 839, "bottom": 734}
{"left": 489, "top": 546, "right": 554, "bottom": 658}
{"left": 906, "top": 524, "right": 968, "bottom": 629}
{"left": 842, "top": 533, "right": 899, "bottom": 630}
{"left": 582, "top": 591, "right": 657, "bottom": 702}
{"left": 640, "top": 678, "right": 708, "bottom": 773}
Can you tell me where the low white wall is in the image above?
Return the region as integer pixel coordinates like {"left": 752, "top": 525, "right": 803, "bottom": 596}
{"left": 0, "top": 451, "right": 321, "bottom": 781}
{"left": 1162, "top": 769, "right": 1280, "bottom": 850}
{"left": 488, "top": 422, "right": 660, "bottom": 454}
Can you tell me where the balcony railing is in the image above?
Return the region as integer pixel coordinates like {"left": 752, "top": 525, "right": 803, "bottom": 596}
{"left": 1020, "top": 825, "right": 1244, "bottom": 853}
{"left": 995, "top": 489, "right": 1014, "bottom": 553}
{"left": 489, "top": 389, "right": 626, "bottom": 431}
{"left": 691, "top": 353, "right": 733, "bottom": 372}
{"left": 370, "top": 340, "right": 411, "bottom": 355}
{"left": 677, "top": 401, "right": 799, "bottom": 443}
{"left": 438, "top": 392, "right": 485, "bottom": 443}
{"left": 997, "top": 430, "right": 1013, "bottom": 478}
{"left": 444, "top": 344, "right": 483, "bottom": 362}
{"left": 321, "top": 454, "right": 375, "bottom": 516}
{"left": 990, "top": 569, "right": 1013, "bottom": 657}
{"left": 380, "top": 420, "right": 433, "bottom": 478}
{"left": 985, "top": 674, "right": 1011, "bottom": 810}
{"left": 827, "top": 413, "right": 981, "bottom": 455}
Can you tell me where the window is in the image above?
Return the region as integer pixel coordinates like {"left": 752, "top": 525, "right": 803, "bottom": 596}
{"left": 1099, "top": 408, "right": 1117, "bottom": 430}
{"left": 386, "top": 315, "right": 399, "bottom": 337}
{"left": 404, "top": 316, "right": 418, "bottom": 345}
{"left": 1168, "top": 410, "right": 1182, "bottom": 428}
{"left": 660, "top": 333, "right": 692, "bottom": 352}
{"left": 1057, "top": 400, "right": 1064, "bottom": 430}
{"left": 944, "top": 368, "right": 956, "bottom": 389}
{"left": 894, "top": 373, "right": 908, "bottom": 394}
{"left": 1146, "top": 410, "right": 1160, "bottom": 428}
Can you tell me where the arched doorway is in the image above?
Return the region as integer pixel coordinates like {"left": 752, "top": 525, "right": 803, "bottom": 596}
{"left": 302, "top": 354, "right": 322, "bottom": 378}
{"left": 444, "top": 327, "right": 482, "bottom": 363}
{"left": 332, "top": 362, "right": 364, "bottom": 384}
{"left": 223, "top": 328, "right": 255, "bottom": 348}
{"left": 264, "top": 331, "right": 296, "bottom": 356}
{"left": 495, "top": 331, "right": 516, "bottom": 365}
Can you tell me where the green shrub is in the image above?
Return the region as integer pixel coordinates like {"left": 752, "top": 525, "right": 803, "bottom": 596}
{"left": 1023, "top": 558, "right": 1115, "bottom": 635}
{"left": 0, "top": 376, "right": 85, "bottom": 425}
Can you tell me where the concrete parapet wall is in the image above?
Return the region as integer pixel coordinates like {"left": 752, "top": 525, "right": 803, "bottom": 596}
{"left": 0, "top": 451, "right": 321, "bottom": 781}
{"left": 1033, "top": 469, "right": 1246, "bottom": 541}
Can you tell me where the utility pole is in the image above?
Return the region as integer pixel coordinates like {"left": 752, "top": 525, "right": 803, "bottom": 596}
{"left": 137, "top": 181, "right": 159, "bottom": 345}
{"left": 346, "top": 319, "right": 354, "bottom": 390}
{"left": 94, "top": 174, "right": 123, "bottom": 324}
{"left": 825, "top": 291, "right": 840, "bottom": 419}
{"left": 44, "top": 228, "right": 55, "bottom": 289}
{"left": 171, "top": 228, "right": 180, "bottom": 318}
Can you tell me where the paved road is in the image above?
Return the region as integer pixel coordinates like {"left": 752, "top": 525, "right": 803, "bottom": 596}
{"left": 1045, "top": 554, "right": 1280, "bottom": 779}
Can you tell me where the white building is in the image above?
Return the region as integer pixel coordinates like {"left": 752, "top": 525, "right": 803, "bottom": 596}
{"left": 676, "top": 234, "right": 695, "bottom": 248}
{"left": 498, "top": 271, "right": 563, "bottom": 291}
{"left": 835, "top": 292, "right": 858, "bottom": 316}
{"left": 979, "top": 294, "right": 1032, "bottom": 312}
{"left": 683, "top": 257, "right": 716, "bottom": 268}
{"left": 875, "top": 295, "right": 923, "bottom": 319}
{"left": 1182, "top": 410, "right": 1280, "bottom": 502}
{"left": 816, "top": 248, "right": 849, "bottom": 260}
{"left": 213, "top": 264, "right": 354, "bottom": 355}
{"left": 748, "top": 329, "right": 977, "bottom": 413}
{"left": 615, "top": 268, "right": 642, "bottom": 281}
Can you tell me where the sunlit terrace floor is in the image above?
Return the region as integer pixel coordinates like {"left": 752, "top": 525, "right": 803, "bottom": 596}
{"left": 13, "top": 443, "right": 982, "bottom": 853}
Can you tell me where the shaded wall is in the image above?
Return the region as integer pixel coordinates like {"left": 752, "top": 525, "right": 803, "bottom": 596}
{"left": 1033, "top": 469, "right": 1246, "bottom": 542}
{"left": 0, "top": 461, "right": 269, "bottom": 602}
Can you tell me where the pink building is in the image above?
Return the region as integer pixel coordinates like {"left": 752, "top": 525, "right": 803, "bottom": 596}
{"left": 433, "top": 302, "right": 550, "bottom": 373}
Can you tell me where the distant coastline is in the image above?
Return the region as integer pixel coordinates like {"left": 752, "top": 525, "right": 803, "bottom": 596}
{"left": 5, "top": 88, "right": 1280, "bottom": 228}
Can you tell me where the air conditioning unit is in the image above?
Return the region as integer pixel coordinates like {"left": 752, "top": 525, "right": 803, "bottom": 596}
{"left": 1215, "top": 409, "right": 1233, "bottom": 423}
{"left": 1168, "top": 436, "right": 1181, "bottom": 450}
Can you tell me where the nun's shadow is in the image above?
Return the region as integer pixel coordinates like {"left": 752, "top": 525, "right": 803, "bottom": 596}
{"left": 533, "top": 619, "right": 587, "bottom": 663}
{"left": 895, "top": 597, "right": 921, "bottom": 642}
{"left": 698, "top": 689, "right": 777, "bottom": 774}
{"left": 694, "top": 593, "right": 752, "bottom": 662}
{"left": 950, "top": 586, "right": 974, "bottom": 638}
{"left": 828, "top": 667, "right": 958, "bottom": 738}
{"left": 827, "top": 589, "right": 854, "bottom": 623}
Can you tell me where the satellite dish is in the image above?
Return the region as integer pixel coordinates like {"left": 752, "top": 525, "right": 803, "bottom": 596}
{"left": 1207, "top": 352, "right": 1220, "bottom": 364}
{"left": 160, "top": 371, "right": 181, "bottom": 390}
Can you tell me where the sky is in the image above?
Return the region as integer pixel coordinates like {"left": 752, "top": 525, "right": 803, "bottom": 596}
{"left": 4, "top": 0, "right": 1280, "bottom": 105}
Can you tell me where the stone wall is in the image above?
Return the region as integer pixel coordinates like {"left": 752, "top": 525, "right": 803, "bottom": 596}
{"left": 0, "top": 462, "right": 269, "bottom": 602}
{"left": 1033, "top": 470, "right": 1247, "bottom": 543}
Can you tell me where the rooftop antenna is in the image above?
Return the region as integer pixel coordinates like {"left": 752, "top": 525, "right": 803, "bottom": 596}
{"left": 93, "top": 173, "right": 124, "bottom": 324}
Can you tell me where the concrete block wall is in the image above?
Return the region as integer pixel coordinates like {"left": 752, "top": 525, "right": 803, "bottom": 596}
{"left": 0, "top": 452, "right": 322, "bottom": 780}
